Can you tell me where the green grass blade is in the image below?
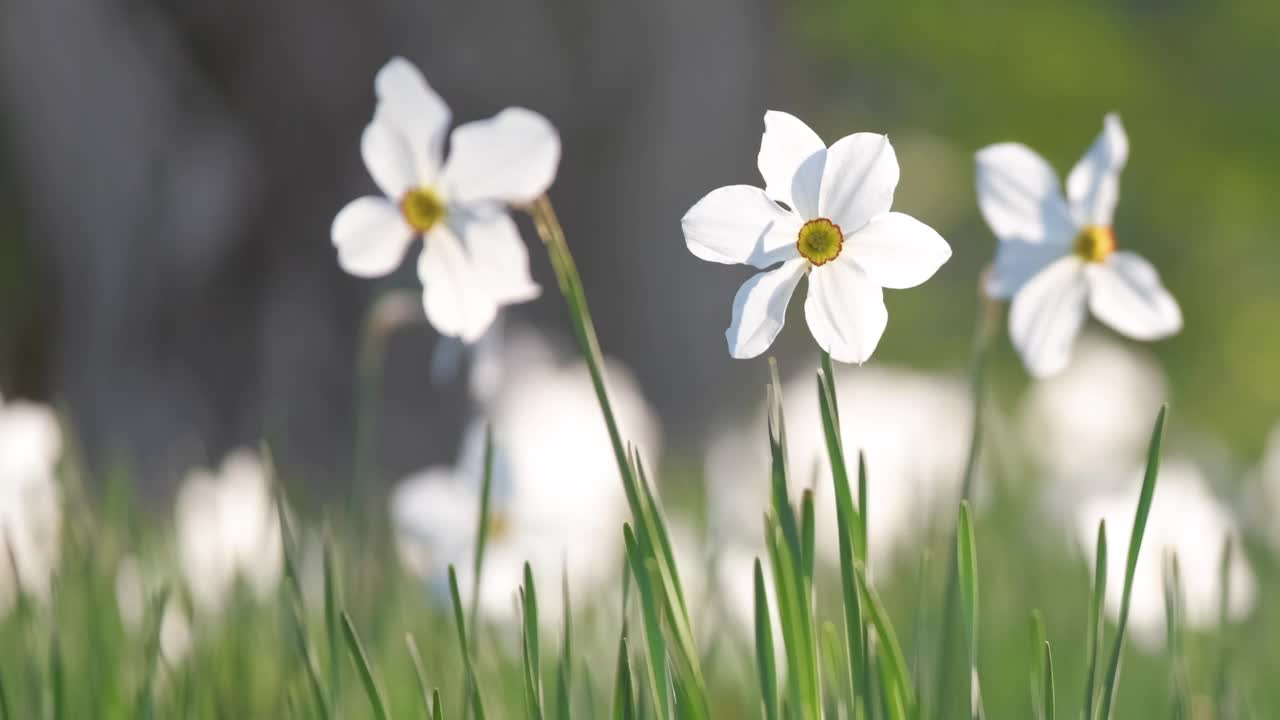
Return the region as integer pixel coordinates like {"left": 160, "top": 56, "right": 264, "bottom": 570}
{"left": 406, "top": 634, "right": 434, "bottom": 715}
{"left": 956, "top": 501, "right": 980, "bottom": 720}
{"left": 1043, "top": 641, "right": 1055, "bottom": 720}
{"left": 49, "top": 629, "right": 63, "bottom": 720}
{"left": 1095, "top": 405, "right": 1167, "bottom": 720}
{"left": 1029, "top": 611, "right": 1047, "bottom": 720}
{"left": 556, "top": 567, "right": 574, "bottom": 720}
{"left": 323, "top": 534, "right": 342, "bottom": 710}
{"left": 612, "top": 636, "right": 637, "bottom": 720}
{"left": 1082, "top": 521, "right": 1107, "bottom": 720}
{"left": 856, "top": 561, "right": 916, "bottom": 719}
{"left": 1163, "top": 552, "right": 1189, "bottom": 720}
{"left": 433, "top": 689, "right": 445, "bottom": 720}
{"left": 622, "top": 524, "right": 670, "bottom": 720}
{"left": 340, "top": 611, "right": 390, "bottom": 720}
{"left": 448, "top": 566, "right": 487, "bottom": 720}
{"left": 800, "top": 489, "right": 816, "bottom": 587}
{"left": 753, "top": 558, "right": 779, "bottom": 720}
{"left": 1214, "top": 537, "right": 1236, "bottom": 718}
{"left": 521, "top": 563, "right": 545, "bottom": 720}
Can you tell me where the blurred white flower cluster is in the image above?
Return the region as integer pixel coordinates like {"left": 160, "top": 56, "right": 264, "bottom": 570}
{"left": 705, "top": 364, "right": 972, "bottom": 577}
{"left": 391, "top": 329, "right": 660, "bottom": 626}
{"left": 0, "top": 395, "right": 63, "bottom": 615}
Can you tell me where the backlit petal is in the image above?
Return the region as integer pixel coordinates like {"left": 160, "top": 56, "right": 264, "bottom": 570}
{"left": 1067, "top": 113, "right": 1128, "bottom": 227}
{"left": 818, "top": 133, "right": 898, "bottom": 233}
{"left": 418, "top": 226, "right": 499, "bottom": 342}
{"left": 374, "top": 57, "right": 452, "bottom": 182}
{"left": 332, "top": 197, "right": 415, "bottom": 277}
{"left": 845, "top": 212, "right": 951, "bottom": 289}
{"left": 726, "top": 259, "right": 808, "bottom": 359}
{"left": 1087, "top": 251, "right": 1181, "bottom": 340}
{"left": 803, "top": 259, "right": 888, "bottom": 364}
{"left": 683, "top": 185, "right": 803, "bottom": 269}
{"left": 757, "top": 110, "right": 826, "bottom": 217}
{"left": 442, "top": 108, "right": 561, "bottom": 206}
{"left": 1009, "top": 256, "right": 1089, "bottom": 377}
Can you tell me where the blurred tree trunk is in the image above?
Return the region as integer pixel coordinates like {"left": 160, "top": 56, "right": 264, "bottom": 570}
{"left": 0, "top": 0, "right": 775, "bottom": 493}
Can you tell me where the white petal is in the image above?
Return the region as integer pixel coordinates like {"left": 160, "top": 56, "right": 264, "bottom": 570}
{"left": 986, "top": 237, "right": 1070, "bottom": 299}
{"left": 757, "top": 110, "right": 826, "bottom": 217}
{"left": 453, "top": 209, "right": 541, "bottom": 306}
{"left": 975, "top": 142, "right": 1076, "bottom": 245}
{"left": 803, "top": 259, "right": 888, "bottom": 364}
{"left": 418, "top": 227, "right": 499, "bottom": 342}
{"left": 845, "top": 212, "right": 951, "bottom": 289}
{"left": 361, "top": 113, "right": 417, "bottom": 198}
{"left": 441, "top": 108, "right": 561, "bottom": 206}
{"left": 1009, "top": 256, "right": 1089, "bottom": 378}
{"left": 331, "top": 197, "right": 415, "bottom": 277}
{"left": 1086, "top": 251, "right": 1181, "bottom": 340}
{"left": 725, "top": 259, "right": 808, "bottom": 359}
{"left": 817, "top": 133, "right": 898, "bottom": 232}
{"left": 374, "top": 57, "right": 451, "bottom": 182}
{"left": 682, "top": 186, "right": 803, "bottom": 269}
{"left": 1067, "top": 113, "right": 1128, "bottom": 227}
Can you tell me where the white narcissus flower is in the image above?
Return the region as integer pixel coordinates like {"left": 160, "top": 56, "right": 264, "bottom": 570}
{"left": 682, "top": 111, "right": 952, "bottom": 363}
{"left": 976, "top": 113, "right": 1182, "bottom": 377}
{"left": 391, "top": 338, "right": 659, "bottom": 625}
{"left": 0, "top": 396, "right": 63, "bottom": 615}
{"left": 175, "top": 449, "right": 283, "bottom": 613}
{"left": 332, "top": 57, "right": 560, "bottom": 342}
{"left": 1074, "top": 460, "right": 1256, "bottom": 650}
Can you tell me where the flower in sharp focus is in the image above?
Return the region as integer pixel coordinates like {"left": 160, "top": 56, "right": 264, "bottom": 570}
{"left": 332, "top": 57, "right": 560, "bottom": 342}
{"left": 0, "top": 395, "right": 63, "bottom": 614}
{"left": 976, "top": 113, "right": 1182, "bottom": 377}
{"left": 1074, "top": 459, "right": 1255, "bottom": 650}
{"left": 682, "top": 111, "right": 951, "bottom": 363}
{"left": 391, "top": 341, "right": 659, "bottom": 624}
{"left": 175, "top": 449, "right": 283, "bottom": 614}
{"left": 705, "top": 364, "right": 970, "bottom": 570}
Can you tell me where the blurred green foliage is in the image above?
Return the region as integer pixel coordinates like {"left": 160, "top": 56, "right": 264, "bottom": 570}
{"left": 791, "top": 0, "right": 1280, "bottom": 453}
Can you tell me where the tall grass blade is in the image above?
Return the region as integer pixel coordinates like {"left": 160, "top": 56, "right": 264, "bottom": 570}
{"left": 856, "top": 562, "right": 916, "bottom": 720}
{"left": 1214, "top": 537, "right": 1236, "bottom": 718}
{"left": 340, "top": 611, "right": 391, "bottom": 720}
{"left": 753, "top": 558, "right": 779, "bottom": 720}
{"left": 406, "top": 634, "right": 434, "bottom": 715}
{"left": 555, "top": 567, "right": 574, "bottom": 720}
{"left": 520, "top": 563, "right": 545, "bottom": 720}
{"left": 956, "top": 501, "right": 980, "bottom": 720}
{"left": 433, "top": 689, "right": 445, "bottom": 720}
{"left": 622, "top": 524, "right": 670, "bottom": 720}
{"left": 324, "top": 534, "right": 342, "bottom": 710}
{"left": 612, "top": 636, "right": 637, "bottom": 720}
{"left": 1095, "top": 405, "right": 1167, "bottom": 720}
{"left": 1029, "top": 611, "right": 1047, "bottom": 720}
{"left": 1082, "top": 521, "right": 1107, "bottom": 720}
{"left": 471, "top": 424, "right": 497, "bottom": 635}
{"left": 526, "top": 195, "right": 707, "bottom": 713}
{"left": 448, "top": 566, "right": 487, "bottom": 720}
{"left": 1042, "top": 641, "right": 1055, "bottom": 720}
{"left": 1163, "top": 552, "right": 1189, "bottom": 720}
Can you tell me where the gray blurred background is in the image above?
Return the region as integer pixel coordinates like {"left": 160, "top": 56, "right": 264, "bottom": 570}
{"left": 3, "top": 0, "right": 1278, "bottom": 493}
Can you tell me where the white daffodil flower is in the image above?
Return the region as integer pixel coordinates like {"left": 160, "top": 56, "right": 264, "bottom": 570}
{"left": 332, "top": 57, "right": 560, "bottom": 342}
{"left": 682, "top": 111, "right": 951, "bottom": 363}
{"left": 0, "top": 395, "right": 63, "bottom": 615}
{"left": 391, "top": 338, "right": 659, "bottom": 625}
{"left": 1075, "top": 460, "right": 1255, "bottom": 650}
{"left": 174, "top": 449, "right": 283, "bottom": 614}
{"left": 976, "top": 113, "right": 1182, "bottom": 377}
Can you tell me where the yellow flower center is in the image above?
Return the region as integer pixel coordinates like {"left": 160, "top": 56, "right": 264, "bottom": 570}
{"left": 1074, "top": 225, "right": 1115, "bottom": 263}
{"left": 796, "top": 218, "right": 844, "bottom": 266}
{"left": 400, "top": 187, "right": 446, "bottom": 233}
{"left": 486, "top": 511, "right": 512, "bottom": 540}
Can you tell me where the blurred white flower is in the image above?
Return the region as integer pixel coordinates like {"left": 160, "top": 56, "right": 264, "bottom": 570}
{"left": 682, "top": 111, "right": 951, "bottom": 363}
{"left": 1074, "top": 459, "right": 1255, "bottom": 650}
{"left": 705, "top": 364, "right": 970, "bottom": 570}
{"left": 1022, "top": 333, "right": 1168, "bottom": 496}
{"left": 712, "top": 542, "right": 777, "bottom": 643}
{"left": 392, "top": 344, "right": 660, "bottom": 624}
{"left": 976, "top": 113, "right": 1181, "bottom": 377}
{"left": 332, "top": 57, "right": 559, "bottom": 342}
{"left": 115, "top": 555, "right": 193, "bottom": 665}
{"left": 175, "top": 449, "right": 283, "bottom": 613}
{"left": 1247, "top": 424, "right": 1280, "bottom": 550}
{"left": 0, "top": 396, "right": 63, "bottom": 614}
